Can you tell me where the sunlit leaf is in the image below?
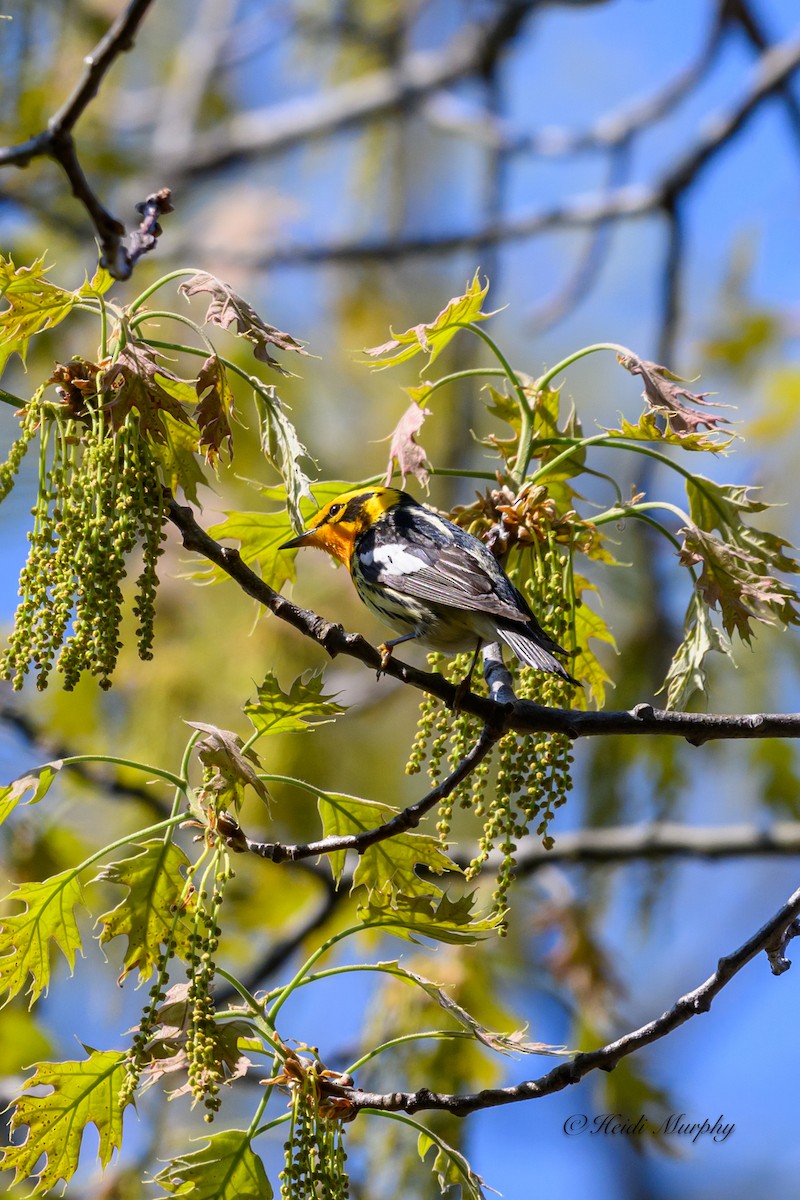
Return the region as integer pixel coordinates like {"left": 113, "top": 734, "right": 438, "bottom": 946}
{"left": 180, "top": 271, "right": 308, "bottom": 373}
{"left": 101, "top": 340, "right": 195, "bottom": 442}
{"left": 196, "top": 509, "right": 297, "bottom": 591}
{"left": 317, "top": 791, "right": 456, "bottom": 896}
{"left": 139, "top": 983, "right": 255, "bottom": 1096}
{"left": 2, "top": 1049, "right": 128, "bottom": 1193}
{"left": 617, "top": 352, "right": 733, "bottom": 444}
{"left": 0, "top": 759, "right": 62, "bottom": 826}
{"left": 245, "top": 670, "right": 347, "bottom": 739}
{"left": 95, "top": 841, "right": 196, "bottom": 983}
{"left": 603, "top": 409, "right": 732, "bottom": 452}
{"left": 152, "top": 408, "right": 209, "bottom": 503}
{"left": 188, "top": 722, "right": 271, "bottom": 808}
{"left": 364, "top": 271, "right": 495, "bottom": 370}
{"left": 154, "top": 1129, "right": 272, "bottom": 1200}
{"left": 571, "top": 579, "right": 616, "bottom": 709}
{"left": 251, "top": 382, "right": 315, "bottom": 532}
{"left": 418, "top": 1129, "right": 489, "bottom": 1200}
{"left": 0, "top": 870, "right": 85, "bottom": 1006}
{"left": 359, "top": 889, "right": 502, "bottom": 944}
{"left": 662, "top": 591, "right": 734, "bottom": 710}
{"left": 0, "top": 254, "right": 75, "bottom": 375}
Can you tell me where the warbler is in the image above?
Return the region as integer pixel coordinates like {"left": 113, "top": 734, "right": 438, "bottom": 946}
{"left": 281, "top": 487, "right": 574, "bottom": 683}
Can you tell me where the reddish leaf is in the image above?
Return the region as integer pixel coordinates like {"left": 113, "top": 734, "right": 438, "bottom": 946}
{"left": 618, "top": 353, "right": 732, "bottom": 438}
{"left": 180, "top": 273, "right": 308, "bottom": 373}
{"left": 195, "top": 355, "right": 234, "bottom": 463}
{"left": 384, "top": 402, "right": 431, "bottom": 488}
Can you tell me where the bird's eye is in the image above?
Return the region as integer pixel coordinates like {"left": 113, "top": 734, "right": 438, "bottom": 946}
{"left": 328, "top": 503, "right": 344, "bottom": 518}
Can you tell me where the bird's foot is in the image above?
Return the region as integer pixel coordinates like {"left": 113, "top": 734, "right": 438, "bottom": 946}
{"left": 376, "top": 642, "right": 394, "bottom": 679}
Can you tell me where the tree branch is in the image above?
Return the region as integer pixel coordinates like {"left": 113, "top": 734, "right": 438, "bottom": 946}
{"left": 235, "top": 33, "right": 800, "bottom": 269}
{"left": 168, "top": 498, "right": 800, "bottom": 745}
{"left": 222, "top": 724, "right": 501, "bottom": 865}
{"left": 0, "top": 0, "right": 165, "bottom": 279}
{"left": 334, "top": 881, "right": 800, "bottom": 1115}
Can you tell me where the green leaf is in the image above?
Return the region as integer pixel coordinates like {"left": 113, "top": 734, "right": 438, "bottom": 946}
{"left": 95, "top": 840, "right": 195, "bottom": 983}
{"left": 0, "top": 760, "right": 62, "bottom": 826}
{"left": 198, "top": 509, "right": 297, "bottom": 590}
{"left": 378, "top": 962, "right": 565, "bottom": 1056}
{"left": 153, "top": 1129, "right": 272, "bottom": 1200}
{"left": 2, "top": 1049, "right": 128, "bottom": 1193}
{"left": 571, "top": 579, "right": 616, "bottom": 709}
{"left": 364, "top": 271, "right": 495, "bottom": 371}
{"left": 78, "top": 264, "right": 115, "bottom": 298}
{"left": 252, "top": 382, "right": 316, "bottom": 532}
{"left": 686, "top": 476, "right": 799, "bottom": 577}
{"left": 0, "top": 870, "right": 86, "bottom": 1006}
{"left": 602, "top": 409, "right": 731, "bottom": 452}
{"left": 679, "top": 525, "right": 800, "bottom": 640}
{"left": 662, "top": 591, "right": 734, "bottom": 710}
{"left": 359, "top": 890, "right": 503, "bottom": 945}
{"left": 316, "top": 791, "right": 456, "bottom": 896}
{"left": 0, "top": 254, "right": 75, "bottom": 375}
{"left": 245, "top": 670, "right": 347, "bottom": 739}
{"left": 179, "top": 271, "right": 308, "bottom": 374}
{"left": 152, "top": 408, "right": 209, "bottom": 504}
{"left": 418, "top": 1129, "right": 489, "bottom": 1200}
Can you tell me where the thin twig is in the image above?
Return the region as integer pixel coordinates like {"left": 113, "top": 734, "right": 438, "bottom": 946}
{"left": 0, "top": 0, "right": 164, "bottom": 279}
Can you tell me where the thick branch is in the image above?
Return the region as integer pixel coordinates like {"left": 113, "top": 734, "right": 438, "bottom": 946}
{"left": 168, "top": 499, "right": 800, "bottom": 744}
{"left": 0, "top": 0, "right": 162, "bottom": 279}
{"left": 337, "top": 882, "right": 800, "bottom": 1115}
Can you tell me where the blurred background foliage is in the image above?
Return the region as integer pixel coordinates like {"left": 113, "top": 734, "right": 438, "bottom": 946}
{"left": 1, "top": 1, "right": 800, "bottom": 1196}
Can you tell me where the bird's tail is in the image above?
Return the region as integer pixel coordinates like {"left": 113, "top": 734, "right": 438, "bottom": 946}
{"left": 496, "top": 625, "right": 577, "bottom": 684}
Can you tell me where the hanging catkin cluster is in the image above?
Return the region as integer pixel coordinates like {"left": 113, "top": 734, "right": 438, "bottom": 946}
{"left": 405, "top": 536, "right": 574, "bottom": 919}
{"left": 279, "top": 1065, "right": 350, "bottom": 1200}
{"left": 0, "top": 393, "right": 166, "bottom": 691}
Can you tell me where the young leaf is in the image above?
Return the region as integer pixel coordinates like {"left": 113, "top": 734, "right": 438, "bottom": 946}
{"left": 195, "top": 354, "right": 235, "bottom": 463}
{"left": 95, "top": 841, "right": 196, "bottom": 983}
{"left": 0, "top": 759, "right": 63, "bottom": 826}
{"left": 2, "top": 1049, "right": 128, "bottom": 1194}
{"left": 418, "top": 1129, "right": 490, "bottom": 1200}
{"left": 152, "top": 408, "right": 210, "bottom": 503}
{"left": 0, "top": 254, "right": 75, "bottom": 375}
{"left": 153, "top": 1129, "right": 272, "bottom": 1200}
{"left": 359, "top": 890, "right": 503, "bottom": 944}
{"left": 188, "top": 722, "right": 271, "bottom": 808}
{"left": 616, "top": 353, "right": 733, "bottom": 444}
{"left": 383, "top": 401, "right": 431, "bottom": 488}
{"left": 179, "top": 271, "right": 307, "bottom": 374}
{"left": 244, "top": 670, "right": 347, "bottom": 739}
{"left": 101, "top": 340, "right": 195, "bottom": 441}
{"left": 679, "top": 525, "right": 800, "bottom": 640}
{"left": 602, "top": 409, "right": 732, "bottom": 452}
{"left": 251, "top": 382, "right": 315, "bottom": 532}
{"left": 662, "top": 592, "right": 734, "bottom": 710}
{"left": 139, "top": 983, "right": 254, "bottom": 1095}
{"left": 317, "top": 791, "right": 456, "bottom": 896}
{"left": 197, "top": 509, "right": 297, "bottom": 591}
{"left": 382, "top": 962, "right": 566, "bottom": 1056}
{"left": 686, "top": 476, "right": 799, "bottom": 577}
{"left": 0, "top": 870, "right": 86, "bottom": 1006}
{"left": 571, "top": 581, "right": 617, "bottom": 709}
{"left": 364, "top": 271, "right": 495, "bottom": 370}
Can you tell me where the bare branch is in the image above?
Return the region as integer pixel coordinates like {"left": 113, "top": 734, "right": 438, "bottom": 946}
{"left": 0, "top": 0, "right": 164, "bottom": 279}
{"left": 170, "top": 5, "right": 539, "bottom": 178}
{"left": 337, "top": 881, "right": 800, "bottom": 1115}
{"left": 236, "top": 33, "right": 800, "bottom": 269}
{"left": 167, "top": 498, "right": 800, "bottom": 745}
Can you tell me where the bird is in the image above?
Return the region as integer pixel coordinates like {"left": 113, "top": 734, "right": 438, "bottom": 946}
{"left": 280, "top": 486, "right": 575, "bottom": 685}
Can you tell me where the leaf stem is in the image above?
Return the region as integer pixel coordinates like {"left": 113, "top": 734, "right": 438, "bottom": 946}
{"left": 127, "top": 268, "right": 206, "bottom": 316}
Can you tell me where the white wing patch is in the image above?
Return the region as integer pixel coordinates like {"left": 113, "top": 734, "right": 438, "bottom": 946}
{"left": 360, "top": 543, "right": 427, "bottom": 576}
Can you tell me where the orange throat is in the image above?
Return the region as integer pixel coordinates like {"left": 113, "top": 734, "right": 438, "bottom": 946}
{"left": 302, "top": 524, "right": 353, "bottom": 565}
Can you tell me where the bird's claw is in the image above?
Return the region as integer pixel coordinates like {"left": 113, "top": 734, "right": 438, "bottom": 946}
{"left": 376, "top": 642, "right": 394, "bottom": 678}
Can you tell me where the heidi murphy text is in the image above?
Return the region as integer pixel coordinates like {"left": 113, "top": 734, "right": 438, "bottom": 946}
{"left": 563, "top": 1113, "right": 734, "bottom": 1144}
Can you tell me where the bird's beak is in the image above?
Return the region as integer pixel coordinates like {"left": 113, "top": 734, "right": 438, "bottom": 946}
{"left": 280, "top": 528, "right": 317, "bottom": 550}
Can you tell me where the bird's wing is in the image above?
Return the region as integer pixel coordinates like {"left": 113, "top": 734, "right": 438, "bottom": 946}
{"left": 357, "top": 531, "right": 532, "bottom": 626}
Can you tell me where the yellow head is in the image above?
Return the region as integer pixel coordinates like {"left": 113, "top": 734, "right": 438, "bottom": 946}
{"left": 280, "top": 487, "right": 405, "bottom": 565}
